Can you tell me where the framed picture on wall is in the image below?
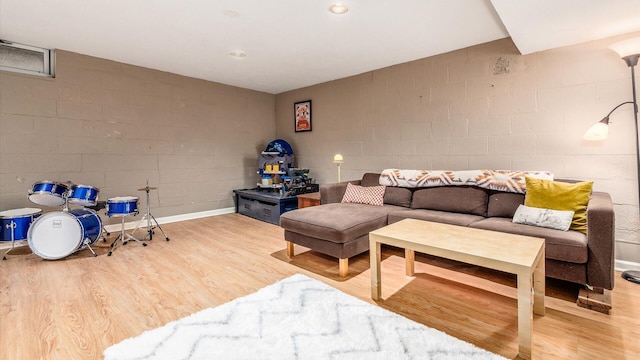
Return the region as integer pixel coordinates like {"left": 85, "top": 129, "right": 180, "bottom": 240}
{"left": 294, "top": 100, "right": 312, "bottom": 132}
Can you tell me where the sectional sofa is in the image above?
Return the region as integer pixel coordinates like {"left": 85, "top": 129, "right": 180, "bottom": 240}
{"left": 280, "top": 172, "right": 615, "bottom": 294}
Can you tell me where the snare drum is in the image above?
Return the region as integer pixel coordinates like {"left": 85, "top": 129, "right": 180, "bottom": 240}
{"left": 0, "top": 208, "right": 42, "bottom": 241}
{"left": 106, "top": 196, "right": 139, "bottom": 217}
{"left": 27, "top": 208, "right": 102, "bottom": 260}
{"left": 28, "top": 181, "right": 69, "bottom": 207}
{"left": 67, "top": 184, "right": 100, "bottom": 207}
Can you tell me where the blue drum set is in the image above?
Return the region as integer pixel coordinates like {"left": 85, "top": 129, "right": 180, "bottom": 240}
{"left": 0, "top": 179, "right": 151, "bottom": 260}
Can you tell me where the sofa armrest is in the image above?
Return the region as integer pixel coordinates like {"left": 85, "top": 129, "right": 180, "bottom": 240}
{"left": 586, "top": 191, "right": 615, "bottom": 290}
{"left": 320, "top": 180, "right": 361, "bottom": 204}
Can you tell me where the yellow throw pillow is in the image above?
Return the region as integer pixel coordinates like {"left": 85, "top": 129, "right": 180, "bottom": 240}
{"left": 524, "top": 177, "right": 593, "bottom": 233}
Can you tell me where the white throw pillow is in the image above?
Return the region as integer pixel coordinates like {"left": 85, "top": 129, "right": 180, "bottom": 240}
{"left": 512, "top": 204, "right": 574, "bottom": 231}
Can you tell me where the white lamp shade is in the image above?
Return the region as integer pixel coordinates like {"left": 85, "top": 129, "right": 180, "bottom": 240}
{"left": 333, "top": 154, "right": 344, "bottom": 163}
{"left": 583, "top": 122, "right": 609, "bottom": 141}
{"left": 329, "top": 4, "right": 349, "bottom": 14}
{"left": 609, "top": 37, "right": 640, "bottom": 58}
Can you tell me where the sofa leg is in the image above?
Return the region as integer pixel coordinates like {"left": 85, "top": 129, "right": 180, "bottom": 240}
{"left": 339, "top": 258, "right": 349, "bottom": 277}
{"left": 577, "top": 287, "right": 611, "bottom": 314}
{"left": 286, "top": 241, "right": 294, "bottom": 258}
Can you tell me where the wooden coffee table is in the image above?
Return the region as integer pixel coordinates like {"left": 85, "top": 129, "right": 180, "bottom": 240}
{"left": 369, "top": 219, "right": 545, "bottom": 360}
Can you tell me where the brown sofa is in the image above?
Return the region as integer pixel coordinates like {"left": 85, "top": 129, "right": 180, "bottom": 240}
{"left": 280, "top": 173, "right": 615, "bottom": 292}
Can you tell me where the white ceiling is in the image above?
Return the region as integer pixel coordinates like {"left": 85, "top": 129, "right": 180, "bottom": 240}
{"left": 1, "top": 0, "right": 639, "bottom": 94}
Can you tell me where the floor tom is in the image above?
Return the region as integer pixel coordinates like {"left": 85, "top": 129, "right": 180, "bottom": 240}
{"left": 0, "top": 208, "right": 42, "bottom": 241}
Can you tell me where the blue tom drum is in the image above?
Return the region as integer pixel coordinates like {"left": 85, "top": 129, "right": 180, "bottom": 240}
{"left": 67, "top": 184, "right": 100, "bottom": 207}
{"left": 28, "top": 181, "right": 69, "bottom": 207}
{"left": 0, "top": 208, "right": 42, "bottom": 241}
{"left": 106, "top": 196, "right": 139, "bottom": 217}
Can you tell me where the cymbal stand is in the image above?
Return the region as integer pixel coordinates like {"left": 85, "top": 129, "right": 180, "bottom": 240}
{"left": 108, "top": 215, "right": 146, "bottom": 256}
{"left": 132, "top": 184, "right": 169, "bottom": 241}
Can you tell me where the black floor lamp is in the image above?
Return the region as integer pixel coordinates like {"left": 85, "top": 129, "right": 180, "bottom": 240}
{"left": 583, "top": 37, "right": 640, "bottom": 284}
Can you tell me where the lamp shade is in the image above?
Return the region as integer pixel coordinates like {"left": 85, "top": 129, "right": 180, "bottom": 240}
{"left": 333, "top": 154, "right": 344, "bottom": 164}
{"left": 583, "top": 119, "right": 610, "bottom": 141}
{"left": 329, "top": 3, "right": 349, "bottom": 14}
{"left": 609, "top": 37, "right": 640, "bottom": 58}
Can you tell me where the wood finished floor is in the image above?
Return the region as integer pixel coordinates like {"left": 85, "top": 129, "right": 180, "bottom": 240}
{"left": 1, "top": 213, "right": 639, "bottom": 360}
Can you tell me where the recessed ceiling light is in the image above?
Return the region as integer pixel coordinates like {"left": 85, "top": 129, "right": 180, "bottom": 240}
{"left": 229, "top": 50, "right": 247, "bottom": 58}
{"left": 329, "top": 3, "right": 349, "bottom": 15}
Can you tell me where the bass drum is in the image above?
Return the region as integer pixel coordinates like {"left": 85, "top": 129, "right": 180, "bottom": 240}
{"left": 27, "top": 209, "right": 102, "bottom": 260}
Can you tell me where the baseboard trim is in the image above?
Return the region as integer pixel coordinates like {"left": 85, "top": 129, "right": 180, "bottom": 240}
{"left": 615, "top": 259, "right": 640, "bottom": 272}
{"left": 103, "top": 207, "right": 236, "bottom": 233}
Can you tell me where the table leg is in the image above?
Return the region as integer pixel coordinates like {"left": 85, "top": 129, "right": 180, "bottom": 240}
{"left": 286, "top": 241, "right": 294, "bottom": 258}
{"left": 533, "top": 250, "right": 545, "bottom": 316}
{"left": 517, "top": 273, "right": 533, "bottom": 360}
{"left": 370, "top": 238, "right": 381, "bottom": 300}
{"left": 405, "top": 249, "right": 415, "bottom": 276}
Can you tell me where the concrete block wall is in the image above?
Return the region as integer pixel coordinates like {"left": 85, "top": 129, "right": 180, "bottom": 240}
{"left": 1, "top": 50, "right": 275, "bottom": 224}
{"left": 275, "top": 34, "right": 640, "bottom": 268}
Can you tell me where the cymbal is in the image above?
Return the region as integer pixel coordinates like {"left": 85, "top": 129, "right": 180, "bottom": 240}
{"left": 137, "top": 186, "right": 158, "bottom": 191}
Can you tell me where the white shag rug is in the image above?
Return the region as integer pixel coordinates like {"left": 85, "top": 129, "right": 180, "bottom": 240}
{"left": 104, "top": 274, "right": 507, "bottom": 360}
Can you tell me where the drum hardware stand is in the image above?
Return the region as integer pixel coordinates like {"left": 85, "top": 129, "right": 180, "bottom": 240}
{"left": 83, "top": 237, "right": 98, "bottom": 257}
{"left": 132, "top": 182, "right": 169, "bottom": 241}
{"left": 2, "top": 221, "right": 17, "bottom": 260}
{"left": 100, "top": 227, "right": 111, "bottom": 242}
{"left": 107, "top": 215, "right": 147, "bottom": 256}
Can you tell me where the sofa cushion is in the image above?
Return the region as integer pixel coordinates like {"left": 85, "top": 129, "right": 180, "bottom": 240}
{"left": 470, "top": 217, "right": 588, "bottom": 263}
{"left": 512, "top": 204, "right": 574, "bottom": 231}
{"left": 360, "top": 172, "right": 412, "bottom": 207}
{"left": 487, "top": 191, "right": 524, "bottom": 218}
{"left": 283, "top": 230, "right": 370, "bottom": 259}
{"left": 524, "top": 177, "right": 593, "bottom": 233}
{"left": 341, "top": 183, "right": 385, "bottom": 206}
{"left": 384, "top": 187, "right": 413, "bottom": 207}
{"left": 361, "top": 172, "right": 382, "bottom": 186}
{"left": 388, "top": 209, "right": 485, "bottom": 227}
{"left": 411, "top": 186, "right": 489, "bottom": 216}
{"left": 280, "top": 203, "right": 402, "bottom": 244}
